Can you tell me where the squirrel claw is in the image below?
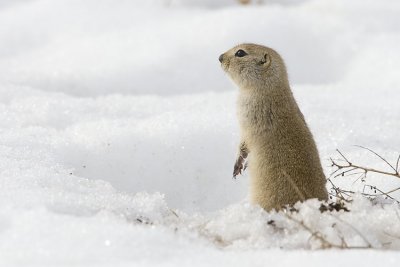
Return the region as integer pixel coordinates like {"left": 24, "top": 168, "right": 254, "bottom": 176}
{"left": 233, "top": 161, "right": 244, "bottom": 178}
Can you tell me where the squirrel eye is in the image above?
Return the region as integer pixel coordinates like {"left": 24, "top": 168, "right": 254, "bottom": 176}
{"left": 235, "top": 49, "right": 247, "bottom": 57}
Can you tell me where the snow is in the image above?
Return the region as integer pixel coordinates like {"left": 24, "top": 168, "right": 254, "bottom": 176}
{"left": 1, "top": 0, "right": 400, "bottom": 266}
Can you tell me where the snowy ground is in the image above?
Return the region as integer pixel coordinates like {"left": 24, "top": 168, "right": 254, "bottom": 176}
{"left": 1, "top": 0, "right": 400, "bottom": 266}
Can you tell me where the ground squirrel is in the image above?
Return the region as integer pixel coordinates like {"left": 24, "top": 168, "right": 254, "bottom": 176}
{"left": 219, "top": 43, "right": 328, "bottom": 211}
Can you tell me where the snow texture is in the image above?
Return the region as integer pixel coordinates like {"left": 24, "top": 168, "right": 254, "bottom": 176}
{"left": 1, "top": 0, "right": 400, "bottom": 266}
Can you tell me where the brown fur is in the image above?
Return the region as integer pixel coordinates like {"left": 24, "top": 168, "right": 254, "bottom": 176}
{"left": 219, "top": 43, "right": 328, "bottom": 211}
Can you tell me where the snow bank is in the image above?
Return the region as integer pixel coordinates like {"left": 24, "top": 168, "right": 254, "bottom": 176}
{"left": 3, "top": 0, "right": 400, "bottom": 97}
{"left": 1, "top": 0, "right": 400, "bottom": 265}
{"left": 0, "top": 86, "right": 245, "bottom": 212}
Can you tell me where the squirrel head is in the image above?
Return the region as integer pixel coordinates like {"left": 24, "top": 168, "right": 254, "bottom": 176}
{"left": 219, "top": 43, "right": 289, "bottom": 92}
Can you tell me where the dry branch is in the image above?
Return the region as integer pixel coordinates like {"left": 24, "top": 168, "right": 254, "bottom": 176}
{"left": 283, "top": 211, "right": 371, "bottom": 249}
{"left": 330, "top": 148, "right": 400, "bottom": 180}
{"left": 329, "top": 147, "right": 400, "bottom": 203}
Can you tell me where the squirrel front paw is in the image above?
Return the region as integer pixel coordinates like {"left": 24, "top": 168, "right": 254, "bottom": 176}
{"left": 233, "top": 156, "right": 245, "bottom": 178}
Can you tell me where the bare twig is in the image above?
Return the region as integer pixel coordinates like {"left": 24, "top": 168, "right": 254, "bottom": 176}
{"left": 333, "top": 167, "right": 359, "bottom": 178}
{"left": 332, "top": 157, "right": 400, "bottom": 180}
{"left": 383, "top": 231, "right": 400, "bottom": 240}
{"left": 327, "top": 213, "right": 372, "bottom": 248}
{"left": 327, "top": 178, "right": 349, "bottom": 202}
{"left": 328, "top": 158, "right": 400, "bottom": 204}
{"left": 283, "top": 212, "right": 341, "bottom": 249}
{"left": 283, "top": 211, "right": 371, "bottom": 249}
{"left": 354, "top": 145, "right": 398, "bottom": 174}
{"left": 396, "top": 154, "right": 400, "bottom": 173}
{"left": 362, "top": 185, "right": 400, "bottom": 203}
{"left": 328, "top": 180, "right": 400, "bottom": 204}
{"left": 332, "top": 223, "right": 348, "bottom": 248}
{"left": 330, "top": 148, "right": 400, "bottom": 183}
{"left": 336, "top": 149, "right": 351, "bottom": 163}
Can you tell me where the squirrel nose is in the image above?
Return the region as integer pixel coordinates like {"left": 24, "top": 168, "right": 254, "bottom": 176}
{"left": 219, "top": 54, "right": 224, "bottom": 63}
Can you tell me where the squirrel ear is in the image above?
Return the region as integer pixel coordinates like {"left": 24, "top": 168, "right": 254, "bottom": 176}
{"left": 260, "top": 53, "right": 271, "bottom": 66}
